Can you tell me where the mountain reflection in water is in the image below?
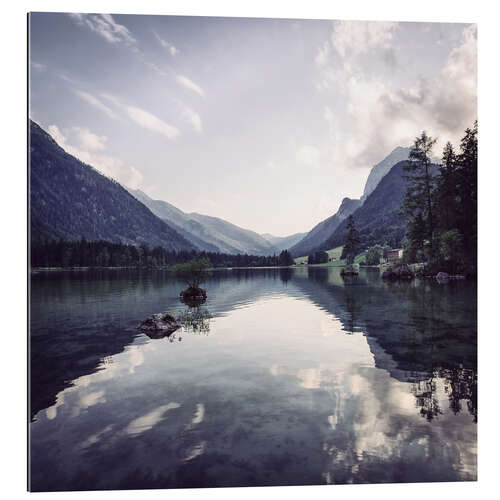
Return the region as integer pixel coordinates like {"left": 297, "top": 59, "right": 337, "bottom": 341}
{"left": 29, "top": 267, "right": 476, "bottom": 491}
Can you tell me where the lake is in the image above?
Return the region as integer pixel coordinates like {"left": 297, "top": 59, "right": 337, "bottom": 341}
{"left": 29, "top": 267, "right": 477, "bottom": 491}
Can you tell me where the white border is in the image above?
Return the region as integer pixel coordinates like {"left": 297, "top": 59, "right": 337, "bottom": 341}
{"left": 2, "top": 1, "right": 499, "bottom": 499}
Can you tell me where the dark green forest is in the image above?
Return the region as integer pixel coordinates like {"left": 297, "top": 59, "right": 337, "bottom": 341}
{"left": 402, "top": 122, "right": 477, "bottom": 274}
{"left": 30, "top": 239, "right": 295, "bottom": 269}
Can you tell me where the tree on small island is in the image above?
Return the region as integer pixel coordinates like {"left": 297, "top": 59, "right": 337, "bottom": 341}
{"left": 174, "top": 257, "right": 211, "bottom": 305}
{"left": 341, "top": 215, "right": 360, "bottom": 275}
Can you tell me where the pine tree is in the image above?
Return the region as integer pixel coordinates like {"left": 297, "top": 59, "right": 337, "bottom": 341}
{"left": 436, "top": 142, "right": 459, "bottom": 232}
{"left": 403, "top": 131, "right": 437, "bottom": 259}
{"left": 342, "top": 215, "right": 360, "bottom": 266}
{"left": 278, "top": 250, "right": 294, "bottom": 267}
{"left": 456, "top": 121, "right": 477, "bottom": 259}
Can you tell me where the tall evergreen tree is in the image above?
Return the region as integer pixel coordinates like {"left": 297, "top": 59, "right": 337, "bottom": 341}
{"left": 403, "top": 131, "right": 437, "bottom": 258}
{"left": 436, "top": 141, "right": 459, "bottom": 232}
{"left": 456, "top": 121, "right": 477, "bottom": 259}
{"left": 278, "top": 249, "right": 294, "bottom": 267}
{"left": 342, "top": 215, "right": 360, "bottom": 265}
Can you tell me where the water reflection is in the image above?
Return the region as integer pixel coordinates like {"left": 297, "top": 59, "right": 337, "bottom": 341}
{"left": 295, "top": 267, "right": 477, "bottom": 423}
{"left": 177, "top": 307, "right": 212, "bottom": 335}
{"left": 29, "top": 267, "right": 476, "bottom": 490}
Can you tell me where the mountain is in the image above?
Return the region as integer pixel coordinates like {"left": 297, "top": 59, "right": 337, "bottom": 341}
{"left": 126, "top": 189, "right": 219, "bottom": 253}
{"left": 128, "top": 188, "right": 278, "bottom": 256}
{"left": 361, "top": 146, "right": 410, "bottom": 201}
{"left": 29, "top": 119, "right": 195, "bottom": 252}
{"left": 289, "top": 147, "right": 411, "bottom": 257}
{"left": 289, "top": 197, "right": 362, "bottom": 257}
{"left": 260, "top": 232, "right": 307, "bottom": 252}
{"left": 316, "top": 160, "right": 438, "bottom": 252}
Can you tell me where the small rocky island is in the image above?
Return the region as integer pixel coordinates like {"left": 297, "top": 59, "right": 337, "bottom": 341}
{"left": 138, "top": 313, "right": 181, "bottom": 339}
{"left": 175, "top": 258, "right": 210, "bottom": 305}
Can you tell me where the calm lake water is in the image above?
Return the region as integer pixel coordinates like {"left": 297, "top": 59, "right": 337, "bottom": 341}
{"left": 29, "top": 267, "right": 477, "bottom": 491}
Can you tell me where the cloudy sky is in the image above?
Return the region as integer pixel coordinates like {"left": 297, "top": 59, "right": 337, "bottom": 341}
{"left": 29, "top": 13, "right": 476, "bottom": 236}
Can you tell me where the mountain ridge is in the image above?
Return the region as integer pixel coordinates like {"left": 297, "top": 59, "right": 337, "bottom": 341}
{"left": 128, "top": 188, "right": 280, "bottom": 255}
{"left": 315, "top": 160, "right": 438, "bottom": 252}
{"left": 29, "top": 119, "right": 196, "bottom": 252}
{"left": 260, "top": 232, "right": 307, "bottom": 252}
{"left": 289, "top": 197, "right": 362, "bottom": 257}
{"left": 289, "top": 146, "right": 411, "bottom": 257}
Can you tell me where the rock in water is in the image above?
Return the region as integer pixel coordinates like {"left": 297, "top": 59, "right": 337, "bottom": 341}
{"left": 138, "top": 313, "right": 181, "bottom": 337}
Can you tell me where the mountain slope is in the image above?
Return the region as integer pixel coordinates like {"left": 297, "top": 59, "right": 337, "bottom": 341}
{"left": 128, "top": 188, "right": 278, "bottom": 255}
{"left": 29, "top": 120, "right": 195, "bottom": 252}
{"left": 317, "top": 160, "right": 438, "bottom": 251}
{"left": 289, "top": 197, "right": 362, "bottom": 257}
{"left": 361, "top": 146, "right": 410, "bottom": 201}
{"left": 186, "top": 212, "right": 278, "bottom": 255}
{"left": 127, "top": 189, "right": 219, "bottom": 252}
{"left": 260, "top": 232, "right": 307, "bottom": 252}
{"left": 289, "top": 146, "right": 411, "bottom": 257}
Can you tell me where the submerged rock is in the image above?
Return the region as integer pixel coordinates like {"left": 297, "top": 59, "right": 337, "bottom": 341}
{"left": 382, "top": 264, "right": 414, "bottom": 281}
{"left": 138, "top": 313, "right": 181, "bottom": 338}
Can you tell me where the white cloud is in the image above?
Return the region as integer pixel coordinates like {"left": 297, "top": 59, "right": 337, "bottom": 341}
{"left": 153, "top": 31, "right": 179, "bottom": 56}
{"left": 99, "top": 93, "right": 123, "bottom": 108}
{"left": 176, "top": 74, "right": 205, "bottom": 97}
{"left": 331, "top": 20, "right": 398, "bottom": 58}
{"left": 100, "top": 93, "right": 183, "bottom": 138}
{"left": 181, "top": 105, "right": 203, "bottom": 133}
{"left": 317, "top": 23, "right": 477, "bottom": 171}
{"left": 126, "top": 105, "right": 180, "bottom": 139}
{"left": 72, "top": 127, "right": 107, "bottom": 151}
{"left": 314, "top": 42, "right": 330, "bottom": 67}
{"left": 127, "top": 166, "right": 144, "bottom": 190}
{"left": 74, "top": 90, "right": 118, "bottom": 119}
{"left": 68, "top": 13, "right": 136, "bottom": 46}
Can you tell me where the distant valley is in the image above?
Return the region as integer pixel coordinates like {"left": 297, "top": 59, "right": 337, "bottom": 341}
{"left": 30, "top": 118, "right": 416, "bottom": 260}
{"left": 128, "top": 188, "right": 282, "bottom": 256}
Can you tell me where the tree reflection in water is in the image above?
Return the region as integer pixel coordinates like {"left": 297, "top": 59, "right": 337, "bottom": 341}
{"left": 297, "top": 267, "right": 477, "bottom": 423}
{"left": 411, "top": 373, "right": 442, "bottom": 422}
{"left": 279, "top": 268, "right": 292, "bottom": 286}
{"left": 177, "top": 306, "right": 212, "bottom": 336}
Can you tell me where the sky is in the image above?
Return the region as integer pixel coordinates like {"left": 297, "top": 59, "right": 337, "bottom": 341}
{"left": 29, "top": 13, "right": 477, "bottom": 236}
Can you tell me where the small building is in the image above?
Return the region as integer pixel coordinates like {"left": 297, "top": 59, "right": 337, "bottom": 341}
{"left": 385, "top": 248, "right": 403, "bottom": 262}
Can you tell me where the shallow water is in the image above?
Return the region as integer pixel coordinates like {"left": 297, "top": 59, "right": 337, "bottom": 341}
{"left": 29, "top": 267, "right": 477, "bottom": 491}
